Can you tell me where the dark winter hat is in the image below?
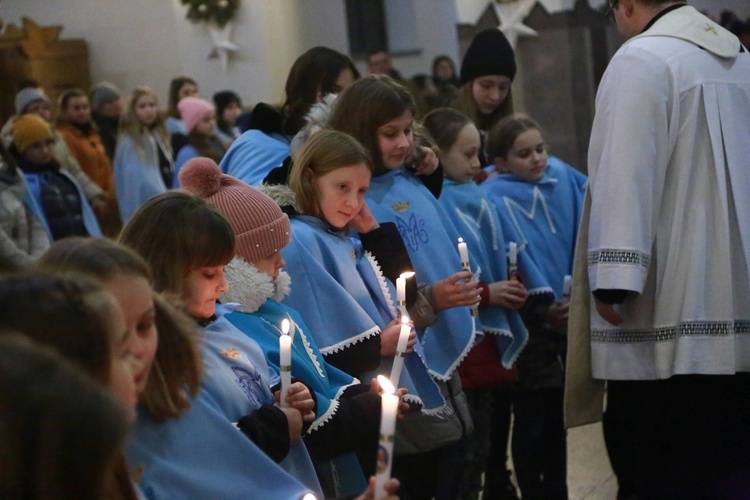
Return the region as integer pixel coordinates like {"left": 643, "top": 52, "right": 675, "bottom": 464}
{"left": 459, "top": 29, "right": 516, "bottom": 85}
{"left": 90, "top": 82, "right": 122, "bottom": 110}
{"left": 213, "top": 90, "right": 242, "bottom": 116}
{"left": 179, "top": 157, "right": 290, "bottom": 263}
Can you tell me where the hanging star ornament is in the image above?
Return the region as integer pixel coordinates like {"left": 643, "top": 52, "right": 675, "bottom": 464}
{"left": 493, "top": 0, "right": 538, "bottom": 48}
{"left": 208, "top": 21, "right": 238, "bottom": 73}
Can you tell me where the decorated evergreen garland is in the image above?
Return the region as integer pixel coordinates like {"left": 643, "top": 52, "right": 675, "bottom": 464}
{"left": 180, "top": 0, "right": 240, "bottom": 27}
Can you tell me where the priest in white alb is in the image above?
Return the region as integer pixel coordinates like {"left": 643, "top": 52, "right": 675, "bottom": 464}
{"left": 565, "top": 0, "right": 750, "bottom": 497}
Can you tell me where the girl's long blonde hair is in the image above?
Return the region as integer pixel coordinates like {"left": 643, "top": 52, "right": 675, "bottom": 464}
{"left": 119, "top": 86, "right": 171, "bottom": 161}
{"left": 451, "top": 80, "right": 514, "bottom": 133}
{"left": 289, "top": 129, "right": 372, "bottom": 224}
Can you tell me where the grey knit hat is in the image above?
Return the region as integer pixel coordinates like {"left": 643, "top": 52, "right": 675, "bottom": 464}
{"left": 90, "top": 82, "right": 122, "bottom": 110}
{"left": 15, "top": 88, "right": 50, "bottom": 115}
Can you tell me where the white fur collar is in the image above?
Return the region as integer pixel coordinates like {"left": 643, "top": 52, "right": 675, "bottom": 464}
{"left": 221, "top": 257, "right": 291, "bottom": 313}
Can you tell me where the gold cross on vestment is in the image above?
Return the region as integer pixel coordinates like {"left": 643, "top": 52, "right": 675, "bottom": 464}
{"left": 704, "top": 24, "right": 718, "bottom": 35}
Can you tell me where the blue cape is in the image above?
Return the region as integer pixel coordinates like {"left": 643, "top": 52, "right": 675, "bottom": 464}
{"left": 220, "top": 130, "right": 291, "bottom": 186}
{"left": 439, "top": 179, "right": 528, "bottom": 367}
{"left": 200, "top": 304, "right": 322, "bottom": 492}
{"left": 226, "top": 299, "right": 367, "bottom": 497}
{"left": 126, "top": 390, "right": 319, "bottom": 499}
{"left": 282, "top": 216, "right": 446, "bottom": 410}
{"left": 172, "top": 145, "right": 199, "bottom": 188}
{"left": 23, "top": 169, "right": 102, "bottom": 238}
{"left": 114, "top": 132, "right": 170, "bottom": 224}
{"left": 482, "top": 156, "right": 587, "bottom": 298}
{"left": 365, "top": 167, "right": 479, "bottom": 380}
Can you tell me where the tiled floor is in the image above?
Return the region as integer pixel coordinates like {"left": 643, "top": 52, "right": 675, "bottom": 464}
{"left": 567, "top": 422, "right": 618, "bottom": 499}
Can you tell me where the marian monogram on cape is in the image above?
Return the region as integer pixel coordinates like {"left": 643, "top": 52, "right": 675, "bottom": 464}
{"left": 231, "top": 366, "right": 267, "bottom": 407}
{"left": 455, "top": 199, "right": 500, "bottom": 251}
{"left": 503, "top": 185, "right": 557, "bottom": 244}
{"left": 395, "top": 213, "right": 429, "bottom": 252}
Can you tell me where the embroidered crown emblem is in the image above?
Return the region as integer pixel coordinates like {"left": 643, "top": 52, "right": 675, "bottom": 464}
{"left": 221, "top": 347, "right": 240, "bottom": 359}
{"left": 390, "top": 200, "right": 410, "bottom": 213}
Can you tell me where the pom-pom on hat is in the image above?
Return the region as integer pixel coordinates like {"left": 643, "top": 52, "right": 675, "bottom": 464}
{"left": 179, "top": 157, "right": 290, "bottom": 263}
{"left": 178, "top": 97, "right": 215, "bottom": 132}
{"left": 459, "top": 29, "right": 517, "bottom": 85}
{"left": 15, "top": 87, "right": 50, "bottom": 115}
{"left": 11, "top": 114, "right": 54, "bottom": 154}
{"left": 90, "top": 82, "right": 122, "bottom": 110}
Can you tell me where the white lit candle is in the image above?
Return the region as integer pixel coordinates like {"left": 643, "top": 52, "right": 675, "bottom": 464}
{"left": 508, "top": 242, "right": 518, "bottom": 280}
{"left": 396, "top": 271, "right": 414, "bottom": 316}
{"left": 279, "top": 318, "right": 292, "bottom": 408}
{"left": 458, "top": 238, "right": 470, "bottom": 269}
{"left": 374, "top": 375, "right": 399, "bottom": 499}
{"left": 562, "top": 275, "right": 572, "bottom": 303}
{"left": 389, "top": 315, "right": 411, "bottom": 386}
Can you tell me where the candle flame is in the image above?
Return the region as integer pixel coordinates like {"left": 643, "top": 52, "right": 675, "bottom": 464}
{"left": 458, "top": 237, "right": 464, "bottom": 243}
{"left": 281, "top": 318, "right": 290, "bottom": 335}
{"left": 377, "top": 374, "right": 396, "bottom": 394}
{"left": 302, "top": 495, "right": 317, "bottom": 500}
{"left": 399, "top": 271, "right": 415, "bottom": 279}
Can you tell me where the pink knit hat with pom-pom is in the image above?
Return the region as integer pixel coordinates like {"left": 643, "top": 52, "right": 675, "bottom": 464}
{"left": 178, "top": 97, "right": 215, "bottom": 132}
{"left": 179, "top": 157, "right": 290, "bottom": 262}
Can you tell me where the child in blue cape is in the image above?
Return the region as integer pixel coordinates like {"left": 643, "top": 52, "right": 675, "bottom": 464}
{"left": 425, "top": 107, "right": 559, "bottom": 498}
{"left": 276, "top": 130, "right": 461, "bottom": 486}
{"left": 484, "top": 114, "right": 587, "bottom": 500}
{"left": 178, "top": 156, "right": 399, "bottom": 498}
{"left": 327, "top": 75, "right": 481, "bottom": 384}
{"left": 119, "top": 191, "right": 323, "bottom": 499}
{"left": 114, "top": 86, "right": 173, "bottom": 224}
{"left": 326, "top": 78, "right": 487, "bottom": 498}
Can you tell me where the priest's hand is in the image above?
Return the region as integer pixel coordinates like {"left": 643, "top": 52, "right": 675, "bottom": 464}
{"left": 594, "top": 299, "right": 624, "bottom": 326}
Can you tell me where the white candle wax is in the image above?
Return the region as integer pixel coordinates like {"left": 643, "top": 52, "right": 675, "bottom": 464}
{"left": 458, "top": 238, "right": 470, "bottom": 269}
{"left": 562, "top": 275, "right": 572, "bottom": 302}
{"left": 374, "top": 375, "right": 399, "bottom": 499}
{"left": 279, "top": 319, "right": 291, "bottom": 408}
{"left": 509, "top": 242, "right": 518, "bottom": 266}
{"left": 396, "top": 276, "right": 406, "bottom": 304}
{"left": 389, "top": 316, "right": 411, "bottom": 385}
